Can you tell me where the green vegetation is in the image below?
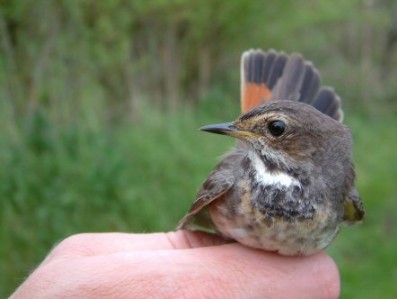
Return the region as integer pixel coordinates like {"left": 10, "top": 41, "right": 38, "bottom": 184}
{"left": 1, "top": 0, "right": 397, "bottom": 297}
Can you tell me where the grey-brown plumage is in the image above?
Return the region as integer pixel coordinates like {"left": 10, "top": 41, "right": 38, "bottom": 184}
{"left": 178, "top": 49, "right": 364, "bottom": 256}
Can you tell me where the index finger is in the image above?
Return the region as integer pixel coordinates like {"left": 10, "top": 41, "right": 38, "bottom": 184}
{"left": 44, "top": 231, "right": 228, "bottom": 263}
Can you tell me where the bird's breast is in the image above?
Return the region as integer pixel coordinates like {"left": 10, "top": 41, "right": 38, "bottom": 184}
{"left": 208, "top": 153, "right": 339, "bottom": 255}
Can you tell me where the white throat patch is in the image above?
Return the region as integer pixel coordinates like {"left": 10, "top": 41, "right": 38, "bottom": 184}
{"left": 249, "top": 152, "right": 301, "bottom": 188}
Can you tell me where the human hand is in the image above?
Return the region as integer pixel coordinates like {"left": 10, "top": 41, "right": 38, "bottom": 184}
{"left": 10, "top": 231, "right": 339, "bottom": 299}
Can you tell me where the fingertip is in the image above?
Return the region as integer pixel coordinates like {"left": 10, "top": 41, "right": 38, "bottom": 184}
{"left": 314, "top": 252, "right": 341, "bottom": 299}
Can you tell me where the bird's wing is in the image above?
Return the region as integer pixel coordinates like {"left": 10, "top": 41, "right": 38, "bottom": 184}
{"left": 241, "top": 49, "right": 343, "bottom": 121}
{"left": 343, "top": 187, "right": 365, "bottom": 224}
{"left": 177, "top": 153, "right": 237, "bottom": 233}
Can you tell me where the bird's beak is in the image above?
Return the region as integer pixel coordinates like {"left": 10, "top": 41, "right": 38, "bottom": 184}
{"left": 200, "top": 122, "right": 236, "bottom": 135}
{"left": 200, "top": 122, "right": 251, "bottom": 139}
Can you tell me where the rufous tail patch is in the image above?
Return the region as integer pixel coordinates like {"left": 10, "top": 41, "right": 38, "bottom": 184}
{"left": 241, "top": 83, "right": 272, "bottom": 113}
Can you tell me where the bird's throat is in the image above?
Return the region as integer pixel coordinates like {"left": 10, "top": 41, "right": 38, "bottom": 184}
{"left": 248, "top": 152, "right": 301, "bottom": 189}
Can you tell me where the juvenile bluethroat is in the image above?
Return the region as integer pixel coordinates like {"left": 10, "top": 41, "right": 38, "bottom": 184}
{"left": 178, "top": 49, "right": 364, "bottom": 256}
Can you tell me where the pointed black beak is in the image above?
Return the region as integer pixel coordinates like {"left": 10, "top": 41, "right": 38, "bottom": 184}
{"left": 200, "top": 122, "right": 237, "bottom": 136}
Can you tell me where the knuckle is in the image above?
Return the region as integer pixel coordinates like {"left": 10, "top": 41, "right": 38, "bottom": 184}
{"left": 50, "top": 233, "right": 92, "bottom": 258}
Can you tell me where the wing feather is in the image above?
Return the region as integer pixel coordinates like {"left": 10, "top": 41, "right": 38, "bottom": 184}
{"left": 177, "top": 154, "right": 236, "bottom": 231}
{"left": 343, "top": 187, "right": 365, "bottom": 224}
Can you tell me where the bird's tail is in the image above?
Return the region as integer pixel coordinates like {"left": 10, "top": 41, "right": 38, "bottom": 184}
{"left": 240, "top": 49, "right": 343, "bottom": 121}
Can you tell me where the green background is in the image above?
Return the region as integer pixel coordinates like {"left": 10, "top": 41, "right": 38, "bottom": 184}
{"left": 1, "top": 0, "right": 397, "bottom": 297}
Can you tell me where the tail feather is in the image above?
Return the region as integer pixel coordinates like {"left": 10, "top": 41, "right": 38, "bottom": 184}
{"left": 312, "top": 88, "right": 343, "bottom": 121}
{"left": 246, "top": 50, "right": 265, "bottom": 83}
{"left": 262, "top": 50, "right": 277, "bottom": 85}
{"left": 240, "top": 49, "right": 343, "bottom": 122}
{"left": 271, "top": 54, "right": 306, "bottom": 102}
{"left": 241, "top": 50, "right": 272, "bottom": 113}
{"left": 299, "top": 63, "right": 320, "bottom": 104}
{"left": 267, "top": 53, "right": 288, "bottom": 89}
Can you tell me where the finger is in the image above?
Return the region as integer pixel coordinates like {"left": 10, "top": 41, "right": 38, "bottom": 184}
{"left": 44, "top": 231, "right": 228, "bottom": 263}
{"left": 14, "top": 244, "right": 339, "bottom": 299}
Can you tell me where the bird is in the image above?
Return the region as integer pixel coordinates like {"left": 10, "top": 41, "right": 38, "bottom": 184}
{"left": 177, "top": 49, "right": 364, "bottom": 256}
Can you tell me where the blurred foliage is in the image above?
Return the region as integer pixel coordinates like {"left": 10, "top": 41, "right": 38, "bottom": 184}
{"left": 1, "top": 0, "right": 397, "bottom": 117}
{"left": 1, "top": 0, "right": 397, "bottom": 298}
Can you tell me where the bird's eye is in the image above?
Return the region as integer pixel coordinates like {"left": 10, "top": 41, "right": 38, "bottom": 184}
{"left": 268, "top": 120, "right": 286, "bottom": 137}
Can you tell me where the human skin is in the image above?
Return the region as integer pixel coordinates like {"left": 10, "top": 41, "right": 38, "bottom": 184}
{"left": 10, "top": 231, "right": 340, "bottom": 299}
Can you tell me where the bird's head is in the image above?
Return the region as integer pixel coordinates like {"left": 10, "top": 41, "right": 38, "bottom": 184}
{"left": 201, "top": 101, "right": 351, "bottom": 170}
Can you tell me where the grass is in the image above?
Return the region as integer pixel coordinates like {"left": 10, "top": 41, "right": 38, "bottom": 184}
{"left": 329, "top": 114, "right": 397, "bottom": 298}
{"left": 0, "top": 100, "right": 396, "bottom": 298}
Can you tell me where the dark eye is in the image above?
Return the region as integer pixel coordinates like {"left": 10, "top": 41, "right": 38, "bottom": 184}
{"left": 268, "top": 120, "right": 286, "bottom": 137}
